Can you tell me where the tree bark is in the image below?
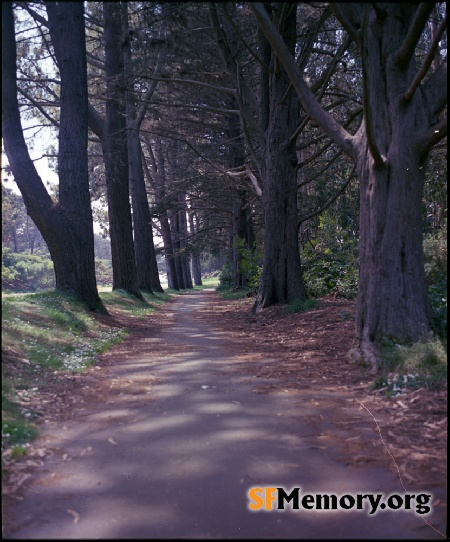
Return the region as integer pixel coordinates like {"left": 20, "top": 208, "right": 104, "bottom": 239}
{"left": 2, "top": 2, "right": 105, "bottom": 312}
{"left": 254, "top": 4, "right": 307, "bottom": 311}
{"left": 178, "top": 192, "right": 193, "bottom": 289}
{"left": 121, "top": 2, "right": 163, "bottom": 294}
{"left": 144, "top": 137, "right": 179, "bottom": 290}
{"left": 352, "top": 5, "right": 436, "bottom": 365}
{"left": 103, "top": 2, "right": 143, "bottom": 299}
{"left": 188, "top": 210, "right": 203, "bottom": 286}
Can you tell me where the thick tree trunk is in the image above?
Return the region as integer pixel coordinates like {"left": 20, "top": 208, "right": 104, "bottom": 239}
{"left": 351, "top": 6, "right": 435, "bottom": 367}
{"left": 254, "top": 6, "right": 307, "bottom": 311}
{"left": 355, "top": 137, "right": 433, "bottom": 368}
{"left": 103, "top": 3, "right": 142, "bottom": 299}
{"left": 2, "top": 2, "right": 105, "bottom": 312}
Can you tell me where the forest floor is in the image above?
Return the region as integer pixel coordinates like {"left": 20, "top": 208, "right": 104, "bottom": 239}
{"left": 2, "top": 289, "right": 447, "bottom": 539}
{"left": 198, "top": 293, "right": 447, "bottom": 491}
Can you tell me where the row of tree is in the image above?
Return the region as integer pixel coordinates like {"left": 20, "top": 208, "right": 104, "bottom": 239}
{"left": 2, "top": 2, "right": 447, "bottom": 370}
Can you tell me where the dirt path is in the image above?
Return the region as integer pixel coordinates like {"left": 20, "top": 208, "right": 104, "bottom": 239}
{"left": 2, "top": 290, "right": 446, "bottom": 539}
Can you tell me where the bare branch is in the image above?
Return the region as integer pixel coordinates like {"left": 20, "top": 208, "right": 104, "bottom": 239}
{"left": 88, "top": 104, "right": 106, "bottom": 141}
{"left": 86, "top": 52, "right": 105, "bottom": 71}
{"left": 244, "top": 166, "right": 262, "bottom": 197}
{"left": 141, "top": 75, "right": 236, "bottom": 96}
{"left": 360, "top": 10, "right": 386, "bottom": 169}
{"left": 251, "top": 2, "right": 356, "bottom": 160}
{"left": 404, "top": 14, "right": 447, "bottom": 102}
{"left": 330, "top": 4, "right": 362, "bottom": 44}
{"left": 422, "top": 56, "right": 447, "bottom": 117}
{"left": 395, "top": 2, "right": 436, "bottom": 66}
{"left": 418, "top": 116, "right": 447, "bottom": 157}
{"left": 17, "top": 87, "right": 59, "bottom": 128}
{"left": 298, "top": 165, "right": 356, "bottom": 227}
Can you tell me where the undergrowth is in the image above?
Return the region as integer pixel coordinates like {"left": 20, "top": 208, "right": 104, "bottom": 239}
{"left": 374, "top": 338, "right": 447, "bottom": 395}
{"left": 1, "top": 288, "right": 169, "bottom": 474}
{"left": 285, "top": 298, "right": 320, "bottom": 314}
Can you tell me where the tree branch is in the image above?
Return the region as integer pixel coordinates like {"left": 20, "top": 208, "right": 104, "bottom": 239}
{"left": 88, "top": 104, "right": 106, "bottom": 141}
{"left": 404, "top": 14, "right": 447, "bottom": 102}
{"left": 418, "top": 116, "right": 447, "bottom": 157}
{"left": 421, "top": 57, "right": 447, "bottom": 119}
{"left": 395, "top": 2, "right": 436, "bottom": 66}
{"left": 360, "top": 7, "right": 386, "bottom": 169}
{"left": 141, "top": 75, "right": 236, "bottom": 96}
{"left": 17, "top": 87, "right": 59, "bottom": 128}
{"left": 251, "top": 2, "right": 356, "bottom": 160}
{"left": 330, "top": 4, "right": 362, "bottom": 44}
{"left": 298, "top": 165, "right": 356, "bottom": 227}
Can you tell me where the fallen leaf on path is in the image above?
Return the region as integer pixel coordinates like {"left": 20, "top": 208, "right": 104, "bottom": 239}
{"left": 16, "top": 474, "right": 32, "bottom": 487}
{"left": 66, "top": 509, "right": 80, "bottom": 524}
{"left": 108, "top": 437, "right": 118, "bottom": 445}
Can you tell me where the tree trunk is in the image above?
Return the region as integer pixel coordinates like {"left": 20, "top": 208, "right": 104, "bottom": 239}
{"left": 121, "top": 2, "right": 163, "bottom": 294}
{"left": 127, "top": 127, "right": 162, "bottom": 293}
{"left": 254, "top": 5, "right": 307, "bottom": 311}
{"left": 170, "top": 208, "right": 185, "bottom": 289}
{"left": 2, "top": 2, "right": 105, "bottom": 312}
{"left": 178, "top": 192, "right": 193, "bottom": 289}
{"left": 355, "top": 137, "right": 433, "bottom": 365}
{"left": 103, "top": 2, "right": 142, "bottom": 299}
{"left": 188, "top": 210, "right": 202, "bottom": 286}
{"left": 352, "top": 5, "right": 436, "bottom": 366}
{"left": 147, "top": 137, "right": 179, "bottom": 290}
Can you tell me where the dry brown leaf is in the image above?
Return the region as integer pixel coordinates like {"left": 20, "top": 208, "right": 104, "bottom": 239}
{"left": 409, "top": 452, "right": 431, "bottom": 460}
{"left": 66, "top": 509, "right": 80, "bottom": 524}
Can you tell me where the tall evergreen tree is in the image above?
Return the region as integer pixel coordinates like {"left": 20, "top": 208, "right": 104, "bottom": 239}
{"left": 2, "top": 1, "right": 105, "bottom": 312}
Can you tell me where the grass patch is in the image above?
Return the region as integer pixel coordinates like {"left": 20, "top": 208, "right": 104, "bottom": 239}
{"left": 374, "top": 338, "right": 447, "bottom": 394}
{"left": 216, "top": 284, "right": 250, "bottom": 300}
{"left": 194, "top": 276, "right": 220, "bottom": 289}
{"left": 1, "top": 287, "right": 174, "bottom": 473}
{"left": 285, "top": 298, "right": 320, "bottom": 314}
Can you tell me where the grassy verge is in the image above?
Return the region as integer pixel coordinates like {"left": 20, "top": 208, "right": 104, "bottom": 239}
{"left": 373, "top": 338, "right": 447, "bottom": 395}
{"left": 215, "top": 284, "right": 251, "bottom": 299}
{"left": 1, "top": 288, "right": 170, "bottom": 471}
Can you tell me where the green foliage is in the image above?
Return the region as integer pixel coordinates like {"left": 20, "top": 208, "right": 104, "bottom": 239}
{"left": 377, "top": 338, "right": 447, "bottom": 392}
{"left": 2, "top": 247, "right": 55, "bottom": 292}
{"left": 95, "top": 259, "right": 113, "bottom": 287}
{"left": 216, "top": 284, "right": 250, "bottom": 299}
{"left": 302, "top": 211, "right": 359, "bottom": 299}
{"left": 219, "top": 260, "right": 233, "bottom": 288}
{"left": 285, "top": 298, "right": 319, "bottom": 314}
{"left": 236, "top": 237, "right": 263, "bottom": 294}
{"left": 423, "top": 228, "right": 447, "bottom": 340}
{"left": 2, "top": 288, "right": 172, "bottom": 472}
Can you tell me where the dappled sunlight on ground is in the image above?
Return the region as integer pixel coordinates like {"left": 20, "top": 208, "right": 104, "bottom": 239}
{"left": 2, "top": 291, "right": 446, "bottom": 539}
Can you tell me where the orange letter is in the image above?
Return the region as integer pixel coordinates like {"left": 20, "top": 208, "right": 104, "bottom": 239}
{"left": 248, "top": 487, "right": 264, "bottom": 510}
{"left": 265, "top": 487, "right": 277, "bottom": 510}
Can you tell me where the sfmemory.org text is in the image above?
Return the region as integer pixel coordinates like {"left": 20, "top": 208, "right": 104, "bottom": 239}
{"left": 248, "top": 487, "right": 432, "bottom": 515}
